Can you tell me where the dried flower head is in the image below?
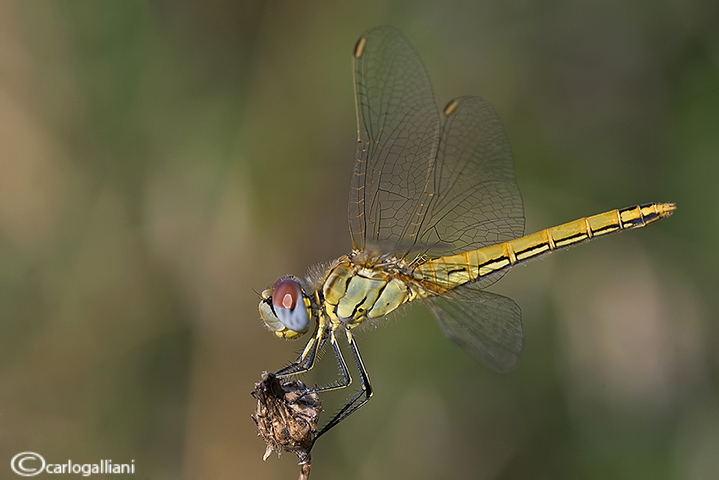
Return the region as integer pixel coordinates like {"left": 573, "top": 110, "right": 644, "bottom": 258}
{"left": 252, "top": 371, "right": 322, "bottom": 465}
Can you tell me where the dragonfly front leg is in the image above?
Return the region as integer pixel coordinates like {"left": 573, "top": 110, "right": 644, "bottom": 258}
{"left": 280, "top": 326, "right": 352, "bottom": 401}
{"left": 272, "top": 322, "right": 373, "bottom": 445}
{"left": 274, "top": 324, "right": 328, "bottom": 378}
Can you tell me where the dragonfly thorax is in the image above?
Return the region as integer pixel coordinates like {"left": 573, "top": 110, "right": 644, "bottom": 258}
{"left": 322, "top": 254, "right": 422, "bottom": 325}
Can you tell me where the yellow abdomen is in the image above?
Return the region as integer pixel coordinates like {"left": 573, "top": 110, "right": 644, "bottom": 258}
{"left": 413, "top": 203, "right": 675, "bottom": 290}
{"left": 321, "top": 203, "right": 674, "bottom": 326}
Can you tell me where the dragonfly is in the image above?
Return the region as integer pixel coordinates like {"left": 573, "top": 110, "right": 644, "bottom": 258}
{"left": 258, "top": 26, "right": 675, "bottom": 447}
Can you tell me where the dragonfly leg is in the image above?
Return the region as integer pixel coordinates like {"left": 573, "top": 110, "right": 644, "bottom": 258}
{"left": 306, "top": 327, "right": 352, "bottom": 393}
{"left": 313, "top": 328, "right": 373, "bottom": 442}
{"left": 281, "top": 327, "right": 353, "bottom": 404}
{"left": 274, "top": 324, "right": 328, "bottom": 377}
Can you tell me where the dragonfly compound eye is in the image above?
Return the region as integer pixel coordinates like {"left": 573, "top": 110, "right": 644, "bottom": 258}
{"left": 258, "top": 277, "right": 311, "bottom": 338}
{"left": 272, "top": 278, "right": 310, "bottom": 333}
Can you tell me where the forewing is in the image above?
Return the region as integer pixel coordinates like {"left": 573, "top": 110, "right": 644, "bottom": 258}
{"left": 349, "top": 26, "right": 440, "bottom": 252}
{"left": 427, "top": 286, "right": 523, "bottom": 372}
{"left": 417, "top": 96, "right": 525, "bottom": 258}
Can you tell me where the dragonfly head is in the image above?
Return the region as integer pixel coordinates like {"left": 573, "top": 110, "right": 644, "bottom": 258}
{"left": 259, "top": 276, "right": 313, "bottom": 339}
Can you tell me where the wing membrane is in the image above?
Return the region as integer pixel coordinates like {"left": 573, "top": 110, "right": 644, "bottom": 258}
{"left": 418, "top": 96, "right": 524, "bottom": 257}
{"left": 349, "top": 28, "right": 524, "bottom": 260}
{"left": 349, "top": 26, "right": 440, "bottom": 252}
{"left": 426, "top": 286, "right": 523, "bottom": 372}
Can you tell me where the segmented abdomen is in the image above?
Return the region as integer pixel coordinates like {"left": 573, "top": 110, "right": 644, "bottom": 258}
{"left": 413, "top": 203, "right": 675, "bottom": 290}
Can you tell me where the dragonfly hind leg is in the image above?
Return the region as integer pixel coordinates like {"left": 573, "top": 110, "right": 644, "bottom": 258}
{"left": 272, "top": 324, "right": 374, "bottom": 446}
{"left": 313, "top": 328, "right": 373, "bottom": 443}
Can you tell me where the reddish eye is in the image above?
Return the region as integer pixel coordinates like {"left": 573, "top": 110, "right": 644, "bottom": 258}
{"left": 270, "top": 278, "right": 309, "bottom": 333}
{"left": 273, "top": 278, "right": 301, "bottom": 311}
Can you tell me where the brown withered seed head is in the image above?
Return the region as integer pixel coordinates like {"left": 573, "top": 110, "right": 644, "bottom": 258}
{"left": 252, "top": 371, "right": 322, "bottom": 465}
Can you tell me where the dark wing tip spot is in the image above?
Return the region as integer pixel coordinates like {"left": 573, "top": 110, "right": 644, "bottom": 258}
{"left": 354, "top": 36, "right": 367, "bottom": 58}
{"left": 442, "top": 99, "right": 460, "bottom": 117}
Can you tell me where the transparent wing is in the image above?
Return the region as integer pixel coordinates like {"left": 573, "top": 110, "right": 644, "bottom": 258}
{"left": 349, "top": 28, "right": 524, "bottom": 261}
{"left": 426, "top": 286, "right": 523, "bottom": 372}
{"left": 349, "top": 26, "right": 440, "bottom": 252}
{"left": 418, "top": 96, "right": 524, "bottom": 258}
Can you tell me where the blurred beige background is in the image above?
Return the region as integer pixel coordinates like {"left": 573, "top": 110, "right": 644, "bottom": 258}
{"left": 0, "top": 1, "right": 716, "bottom": 479}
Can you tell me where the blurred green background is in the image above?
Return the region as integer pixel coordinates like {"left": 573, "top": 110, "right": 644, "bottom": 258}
{"left": 1, "top": 1, "right": 717, "bottom": 479}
